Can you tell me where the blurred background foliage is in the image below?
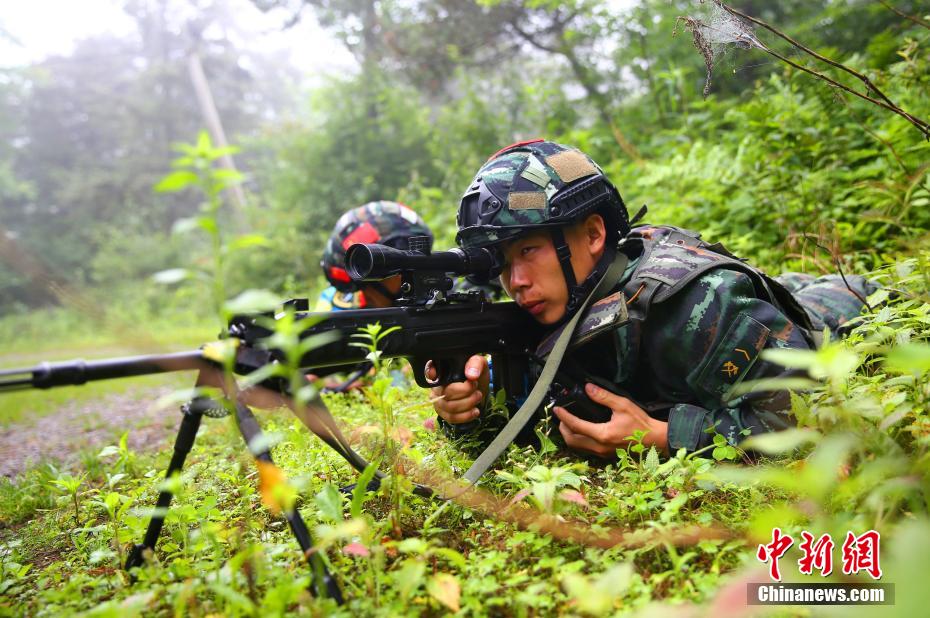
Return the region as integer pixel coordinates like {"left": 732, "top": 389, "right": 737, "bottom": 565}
{"left": 0, "top": 0, "right": 927, "bottom": 323}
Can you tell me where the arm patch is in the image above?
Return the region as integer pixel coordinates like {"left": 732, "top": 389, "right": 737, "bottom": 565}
{"left": 693, "top": 313, "right": 770, "bottom": 402}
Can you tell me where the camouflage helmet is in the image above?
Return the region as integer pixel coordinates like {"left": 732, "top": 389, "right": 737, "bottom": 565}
{"left": 321, "top": 201, "right": 433, "bottom": 292}
{"left": 456, "top": 139, "right": 630, "bottom": 250}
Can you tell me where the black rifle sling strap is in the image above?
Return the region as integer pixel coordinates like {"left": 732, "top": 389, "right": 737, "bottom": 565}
{"left": 463, "top": 251, "right": 629, "bottom": 484}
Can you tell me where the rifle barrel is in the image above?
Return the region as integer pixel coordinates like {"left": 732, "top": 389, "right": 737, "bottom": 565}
{"left": 0, "top": 350, "right": 205, "bottom": 391}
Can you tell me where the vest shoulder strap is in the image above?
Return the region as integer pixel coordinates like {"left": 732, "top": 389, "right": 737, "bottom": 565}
{"left": 622, "top": 225, "right": 816, "bottom": 337}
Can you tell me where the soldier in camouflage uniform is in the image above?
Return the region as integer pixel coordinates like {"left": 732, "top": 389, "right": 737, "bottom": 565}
{"left": 430, "top": 140, "right": 874, "bottom": 457}
{"left": 313, "top": 201, "right": 433, "bottom": 391}
{"left": 317, "top": 201, "right": 434, "bottom": 311}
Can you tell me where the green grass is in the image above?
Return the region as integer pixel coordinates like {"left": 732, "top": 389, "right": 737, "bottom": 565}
{"left": 2, "top": 256, "right": 930, "bottom": 616}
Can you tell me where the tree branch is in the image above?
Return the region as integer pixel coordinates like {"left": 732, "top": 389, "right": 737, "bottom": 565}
{"left": 877, "top": 0, "right": 930, "bottom": 31}
{"left": 508, "top": 20, "right": 561, "bottom": 54}
{"left": 714, "top": 1, "right": 930, "bottom": 138}
{"left": 758, "top": 40, "right": 928, "bottom": 137}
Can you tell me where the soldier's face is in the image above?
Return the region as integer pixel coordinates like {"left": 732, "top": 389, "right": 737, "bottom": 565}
{"left": 362, "top": 274, "right": 402, "bottom": 308}
{"left": 499, "top": 216, "right": 605, "bottom": 325}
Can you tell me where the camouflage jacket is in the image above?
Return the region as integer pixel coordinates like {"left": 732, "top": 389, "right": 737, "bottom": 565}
{"left": 504, "top": 225, "right": 872, "bottom": 455}
{"left": 537, "top": 226, "right": 869, "bottom": 453}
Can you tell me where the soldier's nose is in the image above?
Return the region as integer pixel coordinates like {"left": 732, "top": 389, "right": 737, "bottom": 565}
{"left": 508, "top": 263, "right": 531, "bottom": 290}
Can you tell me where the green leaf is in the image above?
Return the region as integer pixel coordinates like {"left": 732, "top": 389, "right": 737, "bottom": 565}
{"left": 171, "top": 216, "right": 216, "bottom": 236}
{"left": 209, "top": 583, "right": 254, "bottom": 612}
{"left": 212, "top": 165, "right": 243, "bottom": 179}
{"left": 226, "top": 234, "right": 269, "bottom": 253}
{"left": 427, "top": 573, "right": 460, "bottom": 612}
{"left": 397, "top": 538, "right": 429, "bottom": 555}
{"left": 350, "top": 459, "right": 381, "bottom": 519}
{"left": 152, "top": 268, "right": 190, "bottom": 284}
{"left": 728, "top": 376, "right": 819, "bottom": 396}
{"left": 238, "top": 363, "right": 286, "bottom": 390}
{"left": 210, "top": 146, "right": 242, "bottom": 160}
{"left": 195, "top": 130, "right": 212, "bottom": 152}
{"left": 392, "top": 559, "right": 426, "bottom": 600}
{"left": 885, "top": 343, "right": 930, "bottom": 375}
{"left": 431, "top": 547, "right": 466, "bottom": 570}
{"left": 760, "top": 348, "right": 818, "bottom": 370}
{"left": 314, "top": 483, "right": 343, "bottom": 522}
{"left": 154, "top": 170, "right": 199, "bottom": 193}
{"left": 740, "top": 428, "right": 821, "bottom": 454}
{"left": 246, "top": 431, "right": 283, "bottom": 456}
{"left": 644, "top": 446, "right": 660, "bottom": 471}
{"left": 223, "top": 289, "right": 283, "bottom": 315}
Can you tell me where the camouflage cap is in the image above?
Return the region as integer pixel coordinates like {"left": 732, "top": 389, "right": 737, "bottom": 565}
{"left": 455, "top": 139, "right": 629, "bottom": 250}
{"left": 321, "top": 201, "right": 433, "bottom": 292}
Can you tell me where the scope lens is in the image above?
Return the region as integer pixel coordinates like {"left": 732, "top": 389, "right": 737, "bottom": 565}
{"left": 345, "top": 244, "right": 375, "bottom": 280}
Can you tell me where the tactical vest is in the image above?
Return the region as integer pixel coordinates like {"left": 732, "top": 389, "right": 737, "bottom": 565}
{"left": 536, "top": 224, "right": 819, "bottom": 361}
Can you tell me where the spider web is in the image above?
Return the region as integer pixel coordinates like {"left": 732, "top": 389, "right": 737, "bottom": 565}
{"left": 678, "top": 0, "right": 767, "bottom": 97}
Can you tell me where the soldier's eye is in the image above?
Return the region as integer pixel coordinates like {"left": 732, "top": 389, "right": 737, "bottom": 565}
{"left": 520, "top": 246, "right": 537, "bottom": 257}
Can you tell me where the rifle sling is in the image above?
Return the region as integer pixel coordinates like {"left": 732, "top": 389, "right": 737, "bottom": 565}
{"left": 463, "top": 251, "right": 628, "bottom": 484}
{"left": 289, "top": 251, "right": 627, "bottom": 498}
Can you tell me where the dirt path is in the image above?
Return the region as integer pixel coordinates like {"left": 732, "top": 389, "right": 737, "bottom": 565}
{"left": 0, "top": 387, "right": 179, "bottom": 478}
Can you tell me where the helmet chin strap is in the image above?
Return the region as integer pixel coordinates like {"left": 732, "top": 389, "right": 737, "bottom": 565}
{"left": 548, "top": 227, "right": 581, "bottom": 314}
{"left": 548, "top": 227, "right": 617, "bottom": 321}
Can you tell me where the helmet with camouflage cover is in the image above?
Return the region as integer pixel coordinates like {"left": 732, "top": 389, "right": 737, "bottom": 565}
{"left": 456, "top": 139, "right": 630, "bottom": 313}
{"left": 321, "top": 201, "right": 433, "bottom": 293}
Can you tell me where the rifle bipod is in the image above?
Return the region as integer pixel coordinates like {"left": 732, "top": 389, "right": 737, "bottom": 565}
{"left": 123, "top": 369, "right": 343, "bottom": 604}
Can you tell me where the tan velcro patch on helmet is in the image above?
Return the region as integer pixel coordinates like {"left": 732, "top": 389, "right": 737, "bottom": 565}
{"left": 545, "top": 150, "right": 597, "bottom": 183}
{"left": 508, "top": 191, "right": 547, "bottom": 210}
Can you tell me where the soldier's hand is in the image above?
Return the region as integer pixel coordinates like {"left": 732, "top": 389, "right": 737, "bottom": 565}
{"left": 427, "top": 354, "right": 489, "bottom": 425}
{"left": 553, "top": 383, "right": 669, "bottom": 457}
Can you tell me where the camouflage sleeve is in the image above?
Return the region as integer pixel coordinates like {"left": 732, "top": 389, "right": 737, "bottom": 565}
{"left": 643, "top": 268, "right": 814, "bottom": 455}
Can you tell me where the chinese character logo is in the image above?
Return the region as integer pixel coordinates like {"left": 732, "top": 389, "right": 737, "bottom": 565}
{"left": 798, "top": 532, "right": 834, "bottom": 576}
{"left": 757, "top": 529, "right": 883, "bottom": 581}
{"left": 721, "top": 361, "right": 740, "bottom": 378}
{"left": 757, "top": 528, "right": 794, "bottom": 581}
{"left": 841, "top": 530, "right": 882, "bottom": 580}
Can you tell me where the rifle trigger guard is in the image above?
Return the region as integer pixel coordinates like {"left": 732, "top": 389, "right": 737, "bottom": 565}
{"left": 423, "top": 359, "right": 440, "bottom": 387}
{"left": 422, "top": 357, "right": 468, "bottom": 388}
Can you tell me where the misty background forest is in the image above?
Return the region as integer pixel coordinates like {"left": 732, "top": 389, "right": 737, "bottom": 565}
{"left": 1, "top": 0, "right": 929, "bottom": 616}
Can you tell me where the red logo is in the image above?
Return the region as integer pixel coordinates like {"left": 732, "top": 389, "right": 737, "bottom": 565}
{"left": 798, "top": 532, "right": 834, "bottom": 576}
{"left": 756, "top": 527, "right": 794, "bottom": 581}
{"left": 841, "top": 530, "right": 882, "bottom": 580}
{"left": 758, "top": 529, "right": 882, "bottom": 581}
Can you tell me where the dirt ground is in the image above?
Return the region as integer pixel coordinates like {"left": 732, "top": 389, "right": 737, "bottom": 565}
{"left": 0, "top": 388, "right": 179, "bottom": 478}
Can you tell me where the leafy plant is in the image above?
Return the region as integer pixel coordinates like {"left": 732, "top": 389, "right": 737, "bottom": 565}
{"left": 49, "top": 472, "right": 86, "bottom": 524}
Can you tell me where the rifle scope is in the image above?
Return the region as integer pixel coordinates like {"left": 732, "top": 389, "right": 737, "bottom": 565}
{"left": 345, "top": 242, "right": 500, "bottom": 282}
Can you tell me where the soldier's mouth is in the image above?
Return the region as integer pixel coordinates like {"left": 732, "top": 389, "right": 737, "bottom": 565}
{"left": 521, "top": 300, "right": 545, "bottom": 316}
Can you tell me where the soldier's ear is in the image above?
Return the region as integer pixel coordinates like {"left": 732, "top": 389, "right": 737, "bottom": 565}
{"left": 584, "top": 214, "right": 606, "bottom": 256}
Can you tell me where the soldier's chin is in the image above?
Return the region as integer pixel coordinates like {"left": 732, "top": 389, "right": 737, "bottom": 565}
{"left": 536, "top": 305, "right": 565, "bottom": 326}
